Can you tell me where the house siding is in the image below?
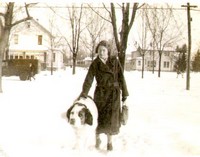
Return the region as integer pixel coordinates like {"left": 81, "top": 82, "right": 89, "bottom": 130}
{"left": 126, "top": 50, "right": 177, "bottom": 72}
{"left": 8, "top": 19, "right": 64, "bottom": 70}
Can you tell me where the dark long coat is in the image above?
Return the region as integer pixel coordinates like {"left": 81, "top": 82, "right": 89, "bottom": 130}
{"left": 80, "top": 56, "right": 129, "bottom": 135}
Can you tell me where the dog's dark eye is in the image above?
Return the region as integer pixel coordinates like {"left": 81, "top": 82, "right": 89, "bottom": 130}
{"left": 78, "top": 112, "right": 84, "bottom": 118}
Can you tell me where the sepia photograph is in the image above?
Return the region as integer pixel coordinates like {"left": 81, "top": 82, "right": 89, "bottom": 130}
{"left": 0, "top": 0, "right": 200, "bottom": 157}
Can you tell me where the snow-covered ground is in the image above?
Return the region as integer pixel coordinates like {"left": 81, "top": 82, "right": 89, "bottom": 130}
{"left": 0, "top": 67, "right": 200, "bottom": 157}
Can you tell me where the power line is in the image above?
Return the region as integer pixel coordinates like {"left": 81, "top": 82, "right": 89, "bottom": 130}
{"left": 0, "top": 4, "right": 200, "bottom": 11}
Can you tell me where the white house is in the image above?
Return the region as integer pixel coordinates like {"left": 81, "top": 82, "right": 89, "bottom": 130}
{"left": 8, "top": 19, "right": 64, "bottom": 70}
{"left": 129, "top": 48, "right": 178, "bottom": 72}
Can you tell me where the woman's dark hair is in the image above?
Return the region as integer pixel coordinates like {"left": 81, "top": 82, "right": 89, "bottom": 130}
{"left": 95, "top": 40, "right": 111, "bottom": 56}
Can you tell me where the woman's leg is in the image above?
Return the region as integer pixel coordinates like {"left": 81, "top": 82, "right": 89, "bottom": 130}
{"left": 107, "top": 134, "right": 113, "bottom": 151}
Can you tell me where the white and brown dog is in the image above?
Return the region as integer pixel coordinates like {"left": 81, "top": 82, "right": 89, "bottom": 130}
{"left": 66, "top": 96, "right": 98, "bottom": 150}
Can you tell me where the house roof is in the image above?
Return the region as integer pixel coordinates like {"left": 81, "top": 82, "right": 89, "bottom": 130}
{"left": 30, "top": 19, "right": 54, "bottom": 38}
{"left": 84, "top": 57, "right": 92, "bottom": 61}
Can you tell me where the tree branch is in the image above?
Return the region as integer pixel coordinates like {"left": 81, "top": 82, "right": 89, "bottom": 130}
{"left": 110, "top": 3, "right": 120, "bottom": 52}
{"left": 75, "top": 4, "right": 83, "bottom": 53}
{"left": 11, "top": 3, "right": 34, "bottom": 27}
{"left": 11, "top": 16, "right": 32, "bottom": 27}
{"left": 24, "top": 2, "right": 37, "bottom": 17}
{"left": 87, "top": 3, "right": 111, "bottom": 23}
{"left": 128, "top": 3, "right": 139, "bottom": 32}
{"left": 24, "top": 3, "right": 31, "bottom": 17}
{"left": 137, "top": 3, "right": 146, "bottom": 9}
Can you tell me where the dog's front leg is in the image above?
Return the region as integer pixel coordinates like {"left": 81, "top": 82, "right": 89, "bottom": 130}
{"left": 73, "top": 132, "right": 86, "bottom": 151}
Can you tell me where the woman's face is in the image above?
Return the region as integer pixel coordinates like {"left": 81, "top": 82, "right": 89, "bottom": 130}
{"left": 98, "top": 45, "right": 109, "bottom": 60}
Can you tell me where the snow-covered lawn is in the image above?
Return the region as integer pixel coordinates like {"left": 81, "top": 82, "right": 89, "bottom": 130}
{"left": 0, "top": 67, "right": 200, "bottom": 157}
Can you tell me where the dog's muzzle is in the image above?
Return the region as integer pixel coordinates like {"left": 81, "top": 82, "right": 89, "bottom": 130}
{"left": 69, "top": 118, "right": 75, "bottom": 125}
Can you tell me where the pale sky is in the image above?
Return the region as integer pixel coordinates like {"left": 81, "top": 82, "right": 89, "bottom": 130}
{"left": 31, "top": 1, "right": 200, "bottom": 56}
{"left": 2, "top": 0, "right": 200, "bottom": 55}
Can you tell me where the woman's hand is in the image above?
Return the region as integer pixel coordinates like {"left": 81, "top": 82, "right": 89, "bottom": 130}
{"left": 122, "top": 96, "right": 127, "bottom": 105}
{"left": 122, "top": 96, "right": 127, "bottom": 101}
{"left": 122, "top": 100, "right": 126, "bottom": 106}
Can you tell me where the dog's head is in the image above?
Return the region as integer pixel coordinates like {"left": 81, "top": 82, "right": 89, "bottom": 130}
{"left": 66, "top": 103, "right": 93, "bottom": 128}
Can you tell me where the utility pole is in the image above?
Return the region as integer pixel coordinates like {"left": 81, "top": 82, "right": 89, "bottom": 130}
{"left": 181, "top": 3, "right": 197, "bottom": 90}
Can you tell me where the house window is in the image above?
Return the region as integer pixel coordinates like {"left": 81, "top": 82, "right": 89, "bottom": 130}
{"left": 147, "top": 61, "right": 156, "bottom": 67}
{"left": 38, "top": 35, "right": 43, "bottom": 45}
{"left": 27, "top": 22, "right": 31, "bottom": 28}
{"left": 152, "top": 61, "right": 156, "bottom": 67}
{"left": 14, "top": 34, "right": 18, "bottom": 44}
{"left": 164, "top": 61, "right": 170, "bottom": 68}
{"left": 138, "top": 60, "right": 141, "bottom": 66}
{"left": 164, "top": 52, "right": 170, "bottom": 56}
{"left": 147, "top": 61, "right": 150, "bottom": 67}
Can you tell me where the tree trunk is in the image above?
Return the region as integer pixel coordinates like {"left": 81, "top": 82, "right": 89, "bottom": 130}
{"left": 72, "top": 53, "right": 77, "bottom": 75}
{"left": 118, "top": 52, "right": 125, "bottom": 71}
{"left": 0, "top": 43, "right": 4, "bottom": 93}
{"left": 142, "top": 55, "right": 145, "bottom": 78}
{"left": 0, "top": 3, "right": 14, "bottom": 93}
{"left": 152, "top": 50, "right": 155, "bottom": 74}
{"left": 0, "top": 29, "right": 11, "bottom": 93}
{"left": 158, "top": 52, "right": 162, "bottom": 77}
{"left": 110, "top": 3, "right": 138, "bottom": 71}
{"left": 0, "top": 2, "right": 32, "bottom": 93}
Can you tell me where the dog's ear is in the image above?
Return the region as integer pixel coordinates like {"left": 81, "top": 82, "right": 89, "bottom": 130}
{"left": 85, "top": 108, "right": 93, "bottom": 125}
{"left": 66, "top": 105, "right": 74, "bottom": 121}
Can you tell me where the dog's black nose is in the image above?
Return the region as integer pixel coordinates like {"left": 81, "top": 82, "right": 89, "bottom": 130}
{"left": 70, "top": 119, "right": 75, "bottom": 125}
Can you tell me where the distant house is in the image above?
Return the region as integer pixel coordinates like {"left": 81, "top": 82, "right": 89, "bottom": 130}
{"left": 8, "top": 19, "right": 64, "bottom": 70}
{"left": 127, "top": 48, "right": 178, "bottom": 72}
{"left": 83, "top": 57, "right": 92, "bottom": 66}
{"left": 76, "top": 56, "right": 92, "bottom": 67}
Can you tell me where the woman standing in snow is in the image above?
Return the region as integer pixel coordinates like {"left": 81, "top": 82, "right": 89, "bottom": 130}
{"left": 79, "top": 40, "right": 129, "bottom": 151}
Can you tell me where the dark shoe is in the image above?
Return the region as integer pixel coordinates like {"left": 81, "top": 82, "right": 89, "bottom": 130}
{"left": 95, "top": 138, "right": 101, "bottom": 149}
{"left": 107, "top": 143, "right": 113, "bottom": 151}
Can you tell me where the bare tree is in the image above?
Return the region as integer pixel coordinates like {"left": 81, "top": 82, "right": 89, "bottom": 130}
{"left": 0, "top": 2, "right": 33, "bottom": 93}
{"left": 47, "top": 4, "right": 88, "bottom": 74}
{"left": 84, "top": 3, "right": 141, "bottom": 70}
{"left": 67, "top": 4, "right": 84, "bottom": 75}
{"left": 48, "top": 16, "right": 56, "bottom": 75}
{"left": 46, "top": 5, "right": 70, "bottom": 68}
{"left": 109, "top": 3, "right": 140, "bottom": 69}
{"left": 136, "top": 5, "right": 152, "bottom": 78}
{"left": 145, "top": 4, "right": 182, "bottom": 77}
{"left": 82, "top": 4, "right": 108, "bottom": 61}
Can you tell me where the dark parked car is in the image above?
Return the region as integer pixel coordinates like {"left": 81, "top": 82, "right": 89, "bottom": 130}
{"left": 2, "top": 59, "right": 40, "bottom": 81}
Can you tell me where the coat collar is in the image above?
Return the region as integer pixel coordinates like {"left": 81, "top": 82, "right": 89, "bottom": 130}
{"left": 96, "top": 56, "right": 115, "bottom": 74}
